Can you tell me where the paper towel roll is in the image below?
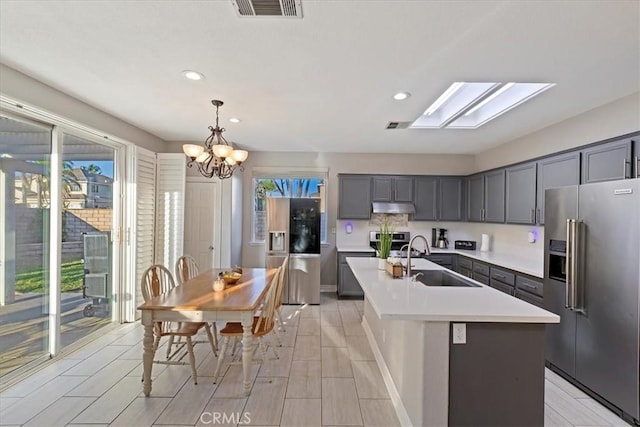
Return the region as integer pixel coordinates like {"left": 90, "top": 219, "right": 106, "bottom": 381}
{"left": 480, "top": 234, "right": 490, "bottom": 252}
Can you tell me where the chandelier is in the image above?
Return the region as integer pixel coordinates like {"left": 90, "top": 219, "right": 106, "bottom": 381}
{"left": 182, "top": 100, "right": 249, "bottom": 179}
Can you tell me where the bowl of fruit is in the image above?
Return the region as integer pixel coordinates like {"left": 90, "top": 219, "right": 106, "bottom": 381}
{"left": 220, "top": 271, "right": 242, "bottom": 285}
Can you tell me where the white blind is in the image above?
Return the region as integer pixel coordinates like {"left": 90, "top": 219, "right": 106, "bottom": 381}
{"left": 134, "top": 148, "right": 156, "bottom": 314}
{"left": 154, "top": 154, "right": 185, "bottom": 274}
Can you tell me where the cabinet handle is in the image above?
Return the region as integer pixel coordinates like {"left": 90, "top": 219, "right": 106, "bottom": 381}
{"left": 536, "top": 208, "right": 541, "bottom": 223}
{"left": 494, "top": 273, "right": 506, "bottom": 279}
{"left": 522, "top": 283, "right": 538, "bottom": 290}
{"left": 623, "top": 159, "right": 630, "bottom": 179}
{"left": 530, "top": 208, "right": 535, "bottom": 223}
{"left": 635, "top": 156, "right": 639, "bottom": 179}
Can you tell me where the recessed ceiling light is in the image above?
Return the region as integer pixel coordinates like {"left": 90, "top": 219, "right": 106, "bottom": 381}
{"left": 410, "top": 81, "right": 554, "bottom": 129}
{"left": 393, "top": 92, "right": 411, "bottom": 101}
{"left": 182, "top": 70, "right": 205, "bottom": 81}
{"left": 229, "top": 118, "right": 241, "bottom": 123}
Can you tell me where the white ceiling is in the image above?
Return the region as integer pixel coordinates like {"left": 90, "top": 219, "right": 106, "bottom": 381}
{"left": 0, "top": 1, "right": 638, "bottom": 154}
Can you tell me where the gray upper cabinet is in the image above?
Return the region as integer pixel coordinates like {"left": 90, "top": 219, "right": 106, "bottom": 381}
{"left": 372, "top": 177, "right": 393, "bottom": 201}
{"left": 484, "top": 169, "right": 506, "bottom": 223}
{"left": 581, "top": 138, "right": 633, "bottom": 184}
{"left": 413, "top": 176, "right": 438, "bottom": 220}
{"left": 439, "top": 177, "right": 465, "bottom": 221}
{"left": 394, "top": 177, "right": 414, "bottom": 202}
{"left": 634, "top": 139, "right": 640, "bottom": 178}
{"left": 338, "top": 175, "right": 371, "bottom": 219}
{"left": 467, "top": 174, "right": 484, "bottom": 222}
{"left": 506, "top": 162, "right": 537, "bottom": 224}
{"left": 536, "top": 152, "right": 580, "bottom": 224}
{"left": 372, "top": 176, "right": 414, "bottom": 202}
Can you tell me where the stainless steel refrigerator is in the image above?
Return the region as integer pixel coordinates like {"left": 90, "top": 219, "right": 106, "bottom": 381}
{"left": 265, "top": 197, "right": 321, "bottom": 304}
{"left": 544, "top": 178, "right": 640, "bottom": 422}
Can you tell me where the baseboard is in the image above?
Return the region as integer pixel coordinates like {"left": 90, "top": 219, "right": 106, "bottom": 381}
{"left": 362, "top": 316, "right": 412, "bottom": 427}
{"left": 320, "top": 285, "right": 337, "bottom": 293}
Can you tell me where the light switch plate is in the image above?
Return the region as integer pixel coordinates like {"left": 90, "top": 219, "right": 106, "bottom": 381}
{"left": 452, "top": 323, "right": 466, "bottom": 344}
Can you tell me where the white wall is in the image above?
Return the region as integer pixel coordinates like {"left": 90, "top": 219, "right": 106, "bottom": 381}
{"left": 0, "top": 64, "right": 167, "bottom": 152}
{"left": 474, "top": 92, "right": 640, "bottom": 172}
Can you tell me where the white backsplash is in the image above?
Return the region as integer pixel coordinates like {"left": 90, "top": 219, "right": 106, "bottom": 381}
{"left": 336, "top": 219, "right": 544, "bottom": 262}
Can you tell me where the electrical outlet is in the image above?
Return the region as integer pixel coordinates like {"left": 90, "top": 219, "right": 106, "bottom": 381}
{"left": 452, "top": 323, "right": 466, "bottom": 344}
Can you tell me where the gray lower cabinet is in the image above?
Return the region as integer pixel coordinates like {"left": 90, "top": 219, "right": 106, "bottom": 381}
{"left": 439, "top": 177, "right": 465, "bottom": 221}
{"left": 581, "top": 137, "right": 633, "bottom": 184}
{"left": 448, "top": 323, "right": 545, "bottom": 426}
{"left": 536, "top": 152, "right": 581, "bottom": 224}
{"left": 413, "top": 176, "right": 438, "bottom": 220}
{"left": 338, "top": 175, "right": 371, "bottom": 219}
{"left": 490, "top": 265, "right": 515, "bottom": 295}
{"left": 337, "top": 252, "right": 372, "bottom": 298}
{"left": 506, "top": 162, "right": 537, "bottom": 224}
{"left": 424, "top": 254, "right": 454, "bottom": 269}
{"left": 515, "top": 289, "right": 543, "bottom": 308}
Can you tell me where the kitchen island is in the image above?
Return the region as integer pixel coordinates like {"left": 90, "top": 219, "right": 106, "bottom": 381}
{"left": 347, "top": 257, "right": 559, "bottom": 427}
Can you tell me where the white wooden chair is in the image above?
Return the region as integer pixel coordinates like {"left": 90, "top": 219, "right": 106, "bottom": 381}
{"left": 213, "top": 265, "right": 284, "bottom": 383}
{"left": 141, "top": 264, "right": 217, "bottom": 385}
{"left": 174, "top": 254, "right": 218, "bottom": 355}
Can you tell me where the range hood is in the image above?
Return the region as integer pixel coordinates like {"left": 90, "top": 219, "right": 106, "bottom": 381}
{"left": 371, "top": 202, "right": 416, "bottom": 214}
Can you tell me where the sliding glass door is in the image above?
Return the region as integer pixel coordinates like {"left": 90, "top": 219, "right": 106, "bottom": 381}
{"left": 59, "top": 133, "right": 116, "bottom": 348}
{"left": 0, "top": 112, "right": 123, "bottom": 377}
{"left": 0, "top": 115, "right": 52, "bottom": 376}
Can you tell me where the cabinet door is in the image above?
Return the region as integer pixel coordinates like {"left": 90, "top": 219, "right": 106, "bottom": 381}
{"left": 581, "top": 138, "right": 633, "bottom": 184}
{"left": 372, "top": 177, "right": 393, "bottom": 202}
{"left": 467, "top": 175, "right": 484, "bottom": 222}
{"left": 338, "top": 175, "right": 371, "bottom": 219}
{"left": 506, "top": 162, "right": 537, "bottom": 224}
{"left": 394, "top": 177, "right": 414, "bottom": 202}
{"left": 439, "top": 177, "right": 465, "bottom": 221}
{"left": 413, "top": 177, "right": 437, "bottom": 220}
{"left": 484, "top": 169, "right": 505, "bottom": 223}
{"left": 536, "top": 152, "right": 580, "bottom": 224}
{"left": 338, "top": 264, "right": 364, "bottom": 297}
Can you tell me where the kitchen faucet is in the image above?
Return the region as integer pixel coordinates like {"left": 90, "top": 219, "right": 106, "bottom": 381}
{"left": 405, "top": 234, "right": 431, "bottom": 277}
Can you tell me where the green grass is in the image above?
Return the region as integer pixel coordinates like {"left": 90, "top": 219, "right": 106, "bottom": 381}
{"left": 15, "top": 260, "right": 85, "bottom": 294}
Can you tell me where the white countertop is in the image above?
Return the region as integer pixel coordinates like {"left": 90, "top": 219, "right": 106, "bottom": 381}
{"left": 347, "top": 257, "right": 559, "bottom": 323}
{"left": 336, "top": 246, "right": 376, "bottom": 253}
{"left": 337, "top": 246, "right": 543, "bottom": 278}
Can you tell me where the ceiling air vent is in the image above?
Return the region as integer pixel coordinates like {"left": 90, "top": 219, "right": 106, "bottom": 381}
{"left": 233, "top": 0, "right": 303, "bottom": 18}
{"left": 386, "top": 121, "right": 411, "bottom": 130}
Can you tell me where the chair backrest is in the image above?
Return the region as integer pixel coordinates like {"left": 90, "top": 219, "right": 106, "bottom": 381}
{"left": 254, "top": 265, "right": 283, "bottom": 334}
{"left": 175, "top": 254, "right": 199, "bottom": 286}
{"left": 141, "top": 264, "right": 176, "bottom": 302}
{"left": 273, "top": 256, "right": 289, "bottom": 309}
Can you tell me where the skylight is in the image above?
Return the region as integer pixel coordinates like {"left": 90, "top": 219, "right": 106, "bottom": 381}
{"left": 410, "top": 82, "right": 555, "bottom": 129}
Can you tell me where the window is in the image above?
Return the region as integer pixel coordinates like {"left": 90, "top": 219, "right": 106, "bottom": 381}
{"left": 252, "top": 173, "right": 327, "bottom": 244}
{"left": 91, "top": 184, "right": 99, "bottom": 193}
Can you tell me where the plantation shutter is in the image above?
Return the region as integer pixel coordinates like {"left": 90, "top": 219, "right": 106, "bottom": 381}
{"left": 133, "top": 147, "right": 156, "bottom": 316}
{"left": 154, "top": 153, "right": 185, "bottom": 273}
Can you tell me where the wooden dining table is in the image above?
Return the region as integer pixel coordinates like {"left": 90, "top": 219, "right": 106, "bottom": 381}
{"left": 137, "top": 267, "right": 278, "bottom": 397}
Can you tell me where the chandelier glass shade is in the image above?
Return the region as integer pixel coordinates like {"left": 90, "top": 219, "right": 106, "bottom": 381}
{"left": 182, "top": 100, "right": 248, "bottom": 179}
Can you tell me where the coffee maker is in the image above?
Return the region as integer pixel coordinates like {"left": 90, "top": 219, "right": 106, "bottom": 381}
{"left": 431, "top": 228, "right": 449, "bottom": 249}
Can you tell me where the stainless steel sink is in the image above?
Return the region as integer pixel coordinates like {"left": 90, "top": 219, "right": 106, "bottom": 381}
{"left": 412, "top": 269, "right": 480, "bottom": 287}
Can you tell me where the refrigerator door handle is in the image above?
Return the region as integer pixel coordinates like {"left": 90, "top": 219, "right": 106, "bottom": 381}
{"left": 573, "top": 220, "right": 586, "bottom": 315}
{"left": 565, "top": 219, "right": 573, "bottom": 309}
{"left": 570, "top": 219, "right": 579, "bottom": 311}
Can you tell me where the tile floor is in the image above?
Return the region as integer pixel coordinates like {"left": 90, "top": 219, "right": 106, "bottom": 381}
{"left": 0, "top": 293, "right": 631, "bottom": 426}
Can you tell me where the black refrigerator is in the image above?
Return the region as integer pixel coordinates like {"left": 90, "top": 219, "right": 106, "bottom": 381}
{"left": 265, "top": 197, "right": 321, "bottom": 304}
